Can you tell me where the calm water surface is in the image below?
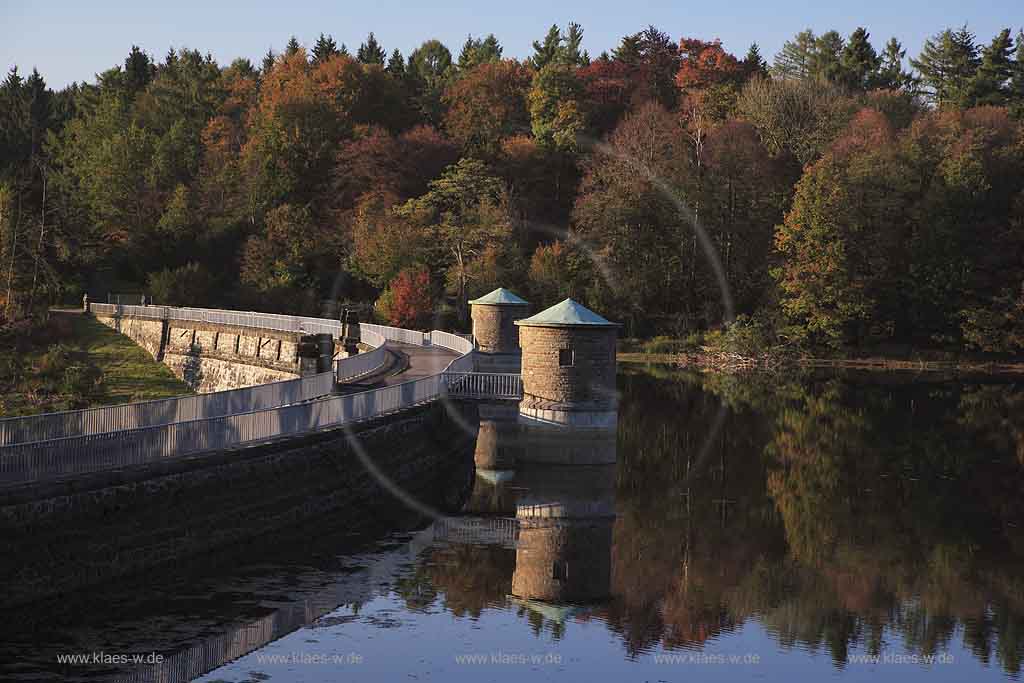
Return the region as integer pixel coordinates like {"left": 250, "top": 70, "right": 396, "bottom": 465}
{"left": 3, "top": 365, "right": 1023, "bottom": 682}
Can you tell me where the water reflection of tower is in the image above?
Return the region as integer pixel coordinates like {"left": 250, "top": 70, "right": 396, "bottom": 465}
{"left": 463, "top": 291, "right": 621, "bottom": 603}
{"left": 511, "top": 464, "right": 616, "bottom": 603}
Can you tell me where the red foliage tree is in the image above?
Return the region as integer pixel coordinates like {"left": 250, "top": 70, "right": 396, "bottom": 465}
{"left": 675, "top": 38, "right": 743, "bottom": 92}
{"left": 577, "top": 59, "right": 638, "bottom": 136}
{"left": 385, "top": 265, "right": 434, "bottom": 329}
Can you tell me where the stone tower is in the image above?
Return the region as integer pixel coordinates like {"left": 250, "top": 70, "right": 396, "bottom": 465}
{"left": 515, "top": 299, "right": 620, "bottom": 428}
{"left": 468, "top": 288, "right": 530, "bottom": 373}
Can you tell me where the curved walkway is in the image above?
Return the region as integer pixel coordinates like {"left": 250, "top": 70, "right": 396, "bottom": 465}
{"left": 381, "top": 343, "right": 459, "bottom": 385}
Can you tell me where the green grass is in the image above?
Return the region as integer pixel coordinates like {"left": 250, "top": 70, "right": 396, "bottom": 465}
{"left": 0, "top": 311, "right": 190, "bottom": 417}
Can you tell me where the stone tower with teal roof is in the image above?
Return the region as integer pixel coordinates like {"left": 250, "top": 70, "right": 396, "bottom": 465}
{"left": 514, "top": 298, "right": 620, "bottom": 429}
{"left": 469, "top": 287, "right": 530, "bottom": 372}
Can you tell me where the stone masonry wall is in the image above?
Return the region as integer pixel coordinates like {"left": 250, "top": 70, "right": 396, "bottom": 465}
{"left": 94, "top": 315, "right": 165, "bottom": 359}
{"left": 471, "top": 303, "right": 529, "bottom": 353}
{"left": 518, "top": 325, "right": 616, "bottom": 409}
{"left": 95, "top": 313, "right": 302, "bottom": 393}
{"left": 0, "top": 401, "right": 478, "bottom": 607}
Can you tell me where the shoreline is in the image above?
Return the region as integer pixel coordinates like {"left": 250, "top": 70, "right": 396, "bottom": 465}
{"left": 618, "top": 351, "right": 1024, "bottom": 376}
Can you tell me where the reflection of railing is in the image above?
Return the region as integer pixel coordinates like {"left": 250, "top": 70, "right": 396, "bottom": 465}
{"left": 442, "top": 372, "right": 523, "bottom": 400}
{"left": 0, "top": 372, "right": 336, "bottom": 446}
{"left": 433, "top": 516, "right": 519, "bottom": 547}
{"left": 0, "top": 306, "right": 479, "bottom": 486}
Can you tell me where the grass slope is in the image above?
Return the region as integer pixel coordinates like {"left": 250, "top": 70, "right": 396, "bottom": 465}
{"left": 0, "top": 311, "right": 190, "bottom": 417}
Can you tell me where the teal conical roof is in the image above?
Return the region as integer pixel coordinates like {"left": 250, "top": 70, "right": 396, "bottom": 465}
{"left": 515, "top": 298, "right": 619, "bottom": 328}
{"left": 468, "top": 287, "right": 529, "bottom": 306}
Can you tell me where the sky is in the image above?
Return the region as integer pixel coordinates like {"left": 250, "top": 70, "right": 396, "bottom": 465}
{"left": 2, "top": 0, "right": 1021, "bottom": 89}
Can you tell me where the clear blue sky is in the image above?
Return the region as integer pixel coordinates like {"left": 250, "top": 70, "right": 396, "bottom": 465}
{"left": 3, "top": 0, "right": 1021, "bottom": 89}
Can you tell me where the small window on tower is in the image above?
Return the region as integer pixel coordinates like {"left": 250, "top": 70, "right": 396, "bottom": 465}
{"left": 552, "top": 561, "right": 568, "bottom": 581}
{"left": 559, "top": 348, "right": 574, "bottom": 367}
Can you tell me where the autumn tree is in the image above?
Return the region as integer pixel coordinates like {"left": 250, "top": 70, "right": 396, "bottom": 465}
{"left": 772, "top": 110, "right": 909, "bottom": 346}
{"left": 395, "top": 158, "right": 514, "bottom": 321}
{"left": 528, "top": 63, "right": 586, "bottom": 151}
{"left": 528, "top": 240, "right": 575, "bottom": 307}
{"left": 443, "top": 60, "right": 531, "bottom": 155}
{"left": 376, "top": 265, "right": 434, "bottom": 328}
{"left": 613, "top": 26, "right": 680, "bottom": 108}
{"left": 737, "top": 75, "right": 856, "bottom": 165}
{"left": 572, "top": 101, "right": 697, "bottom": 333}
{"left": 240, "top": 203, "right": 322, "bottom": 291}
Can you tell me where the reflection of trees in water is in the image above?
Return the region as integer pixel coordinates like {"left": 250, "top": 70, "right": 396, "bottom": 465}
{"left": 395, "top": 542, "right": 515, "bottom": 619}
{"left": 610, "top": 367, "right": 1024, "bottom": 674}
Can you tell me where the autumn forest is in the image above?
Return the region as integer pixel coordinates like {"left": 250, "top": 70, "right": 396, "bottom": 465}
{"left": 2, "top": 23, "right": 1024, "bottom": 352}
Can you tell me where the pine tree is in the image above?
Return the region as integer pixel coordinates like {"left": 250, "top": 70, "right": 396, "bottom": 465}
{"left": 613, "top": 34, "right": 642, "bottom": 64}
{"left": 840, "top": 28, "right": 880, "bottom": 90}
{"left": 284, "top": 36, "right": 301, "bottom": 57}
{"left": 531, "top": 25, "right": 562, "bottom": 70}
{"left": 123, "top": 45, "right": 154, "bottom": 93}
{"left": 357, "top": 32, "right": 386, "bottom": 65}
{"left": 911, "top": 25, "right": 980, "bottom": 107}
{"left": 457, "top": 34, "right": 502, "bottom": 71}
{"left": 743, "top": 43, "right": 768, "bottom": 79}
{"left": 386, "top": 49, "right": 406, "bottom": 76}
{"left": 811, "top": 30, "right": 845, "bottom": 83}
{"left": 876, "top": 37, "right": 913, "bottom": 90}
{"left": 261, "top": 48, "right": 276, "bottom": 76}
{"left": 773, "top": 29, "right": 816, "bottom": 80}
{"left": 312, "top": 33, "right": 339, "bottom": 65}
{"left": 969, "top": 28, "right": 1014, "bottom": 106}
{"left": 562, "top": 23, "right": 587, "bottom": 67}
{"left": 1011, "top": 30, "right": 1024, "bottom": 118}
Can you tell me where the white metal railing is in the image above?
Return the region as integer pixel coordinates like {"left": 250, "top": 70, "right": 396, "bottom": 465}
{"left": 0, "top": 372, "right": 448, "bottom": 485}
{"left": 0, "top": 372, "right": 336, "bottom": 446}
{"left": 335, "top": 343, "right": 389, "bottom": 382}
{"left": 429, "top": 330, "right": 475, "bottom": 355}
{"left": 0, "top": 306, "right": 489, "bottom": 486}
{"left": 360, "top": 322, "right": 426, "bottom": 346}
{"left": 442, "top": 372, "right": 522, "bottom": 400}
{"left": 90, "top": 304, "right": 345, "bottom": 336}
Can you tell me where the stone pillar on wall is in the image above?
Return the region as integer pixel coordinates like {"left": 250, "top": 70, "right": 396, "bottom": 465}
{"left": 468, "top": 288, "right": 530, "bottom": 373}
{"left": 515, "top": 298, "right": 621, "bottom": 431}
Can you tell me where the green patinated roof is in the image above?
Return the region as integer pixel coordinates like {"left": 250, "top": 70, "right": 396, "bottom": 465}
{"left": 515, "top": 298, "right": 619, "bottom": 328}
{"left": 468, "top": 287, "right": 529, "bottom": 306}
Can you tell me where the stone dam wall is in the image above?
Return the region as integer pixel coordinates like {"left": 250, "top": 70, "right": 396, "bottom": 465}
{"left": 0, "top": 401, "right": 478, "bottom": 607}
{"left": 94, "top": 313, "right": 301, "bottom": 392}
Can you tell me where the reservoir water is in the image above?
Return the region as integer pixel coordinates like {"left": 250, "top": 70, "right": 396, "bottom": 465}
{"left": 2, "top": 365, "right": 1022, "bottom": 682}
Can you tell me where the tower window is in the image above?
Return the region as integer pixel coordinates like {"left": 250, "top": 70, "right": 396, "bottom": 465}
{"left": 552, "top": 561, "right": 568, "bottom": 581}
{"left": 558, "top": 348, "right": 574, "bottom": 367}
